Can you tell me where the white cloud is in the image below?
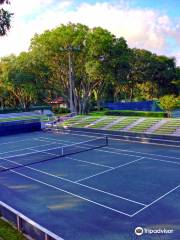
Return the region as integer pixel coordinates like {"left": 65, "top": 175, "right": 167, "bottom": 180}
{"left": 1, "top": 1, "right": 180, "bottom": 66}
{"left": 0, "top": 0, "right": 72, "bottom": 56}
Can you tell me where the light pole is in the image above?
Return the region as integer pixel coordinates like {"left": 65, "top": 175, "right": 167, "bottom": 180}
{"left": 60, "top": 45, "right": 80, "bottom": 113}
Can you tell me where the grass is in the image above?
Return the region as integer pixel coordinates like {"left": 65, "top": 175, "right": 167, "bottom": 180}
{"left": 88, "top": 111, "right": 107, "bottom": 116}
{"left": 0, "top": 115, "right": 53, "bottom": 122}
{"left": 109, "top": 117, "right": 139, "bottom": 130}
{"left": 129, "top": 118, "right": 161, "bottom": 133}
{"left": 154, "top": 119, "right": 180, "bottom": 135}
{"left": 0, "top": 219, "right": 25, "bottom": 240}
{"left": 74, "top": 116, "right": 101, "bottom": 127}
{"left": 0, "top": 116, "right": 40, "bottom": 122}
{"left": 55, "top": 113, "right": 180, "bottom": 135}
{"left": 58, "top": 115, "right": 86, "bottom": 127}
{"left": 89, "top": 116, "right": 118, "bottom": 129}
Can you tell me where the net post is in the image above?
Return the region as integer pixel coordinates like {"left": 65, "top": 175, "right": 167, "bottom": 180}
{"left": 105, "top": 136, "right": 108, "bottom": 146}
{"left": 62, "top": 147, "right": 64, "bottom": 156}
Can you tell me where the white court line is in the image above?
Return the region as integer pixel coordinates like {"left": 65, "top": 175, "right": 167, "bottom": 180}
{"left": 4, "top": 136, "right": 107, "bottom": 159}
{"left": 0, "top": 164, "right": 132, "bottom": 217}
{"left": 39, "top": 136, "right": 180, "bottom": 164}
{"left": 2, "top": 145, "right": 112, "bottom": 171}
{"left": 2, "top": 151, "right": 180, "bottom": 217}
{"left": 146, "top": 157, "right": 180, "bottom": 166}
{"left": 131, "top": 184, "right": 180, "bottom": 217}
{"left": 0, "top": 137, "right": 50, "bottom": 146}
{"left": 28, "top": 147, "right": 113, "bottom": 169}
{"left": 66, "top": 156, "right": 113, "bottom": 169}
{"left": 0, "top": 138, "right": 31, "bottom": 145}
{"left": 75, "top": 157, "right": 145, "bottom": 183}
{"left": 1, "top": 134, "right": 179, "bottom": 217}
{"left": 0, "top": 155, "right": 146, "bottom": 207}
{"left": 38, "top": 137, "right": 144, "bottom": 158}
{"left": 106, "top": 146, "right": 180, "bottom": 160}
{"left": 0, "top": 135, "right": 70, "bottom": 147}
{"left": 0, "top": 141, "right": 62, "bottom": 155}
{"left": 2, "top": 140, "right": 180, "bottom": 217}
{"left": 66, "top": 131, "right": 180, "bottom": 148}
{"left": 2, "top": 136, "right": 180, "bottom": 169}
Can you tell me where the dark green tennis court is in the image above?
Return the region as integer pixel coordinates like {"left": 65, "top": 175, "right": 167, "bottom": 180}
{"left": 0, "top": 130, "right": 180, "bottom": 240}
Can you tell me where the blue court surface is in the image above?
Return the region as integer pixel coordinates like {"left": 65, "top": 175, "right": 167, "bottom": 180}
{"left": 0, "top": 131, "right": 180, "bottom": 240}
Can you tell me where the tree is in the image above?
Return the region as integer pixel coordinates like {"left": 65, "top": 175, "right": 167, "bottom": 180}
{"left": 173, "top": 67, "right": 180, "bottom": 94}
{"left": 0, "top": 53, "right": 41, "bottom": 110}
{"left": 126, "top": 49, "right": 157, "bottom": 101}
{"left": 108, "top": 37, "right": 130, "bottom": 101}
{"left": 30, "top": 23, "right": 117, "bottom": 114}
{"left": 0, "top": 0, "right": 13, "bottom": 36}
{"left": 0, "top": 22, "right": 179, "bottom": 112}
{"left": 152, "top": 55, "right": 177, "bottom": 96}
{"left": 136, "top": 81, "right": 158, "bottom": 100}
{"left": 159, "top": 95, "right": 177, "bottom": 117}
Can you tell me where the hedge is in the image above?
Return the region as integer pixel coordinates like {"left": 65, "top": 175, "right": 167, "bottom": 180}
{"left": 53, "top": 107, "right": 70, "bottom": 114}
{"left": 0, "top": 105, "right": 52, "bottom": 114}
{"left": 0, "top": 108, "right": 22, "bottom": 114}
{"left": 105, "top": 110, "right": 167, "bottom": 117}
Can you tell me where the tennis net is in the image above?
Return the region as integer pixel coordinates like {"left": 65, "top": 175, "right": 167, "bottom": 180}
{"left": 0, "top": 136, "right": 108, "bottom": 173}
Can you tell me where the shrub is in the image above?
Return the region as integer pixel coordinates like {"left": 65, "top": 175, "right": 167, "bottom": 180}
{"left": 105, "top": 110, "right": 166, "bottom": 117}
{"left": 29, "top": 105, "right": 52, "bottom": 111}
{"left": 159, "top": 95, "right": 177, "bottom": 117}
{"left": 53, "top": 108, "right": 70, "bottom": 114}
{"left": 0, "top": 107, "right": 23, "bottom": 114}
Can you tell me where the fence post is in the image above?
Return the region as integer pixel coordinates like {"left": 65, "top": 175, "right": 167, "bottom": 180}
{"left": 16, "top": 216, "right": 22, "bottom": 231}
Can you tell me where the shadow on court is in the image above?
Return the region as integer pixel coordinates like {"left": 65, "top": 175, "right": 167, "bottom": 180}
{"left": 0, "top": 131, "right": 180, "bottom": 240}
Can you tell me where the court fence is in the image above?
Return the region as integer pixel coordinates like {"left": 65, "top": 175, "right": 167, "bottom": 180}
{"left": 0, "top": 119, "right": 41, "bottom": 136}
{"left": 0, "top": 201, "right": 63, "bottom": 240}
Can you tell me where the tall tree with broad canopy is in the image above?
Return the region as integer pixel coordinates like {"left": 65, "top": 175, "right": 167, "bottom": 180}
{"left": 30, "top": 23, "right": 129, "bottom": 113}
{"left": 0, "top": 23, "right": 179, "bottom": 111}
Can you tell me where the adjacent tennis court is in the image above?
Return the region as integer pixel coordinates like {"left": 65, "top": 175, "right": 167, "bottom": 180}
{"left": 0, "top": 129, "right": 180, "bottom": 240}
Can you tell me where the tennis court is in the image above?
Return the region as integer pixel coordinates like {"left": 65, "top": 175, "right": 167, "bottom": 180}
{"left": 0, "top": 129, "right": 180, "bottom": 240}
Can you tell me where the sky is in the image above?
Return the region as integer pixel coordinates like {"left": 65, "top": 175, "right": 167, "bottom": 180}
{"left": 1, "top": 0, "right": 180, "bottom": 66}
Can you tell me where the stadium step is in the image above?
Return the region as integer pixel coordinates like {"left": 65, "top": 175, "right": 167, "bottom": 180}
{"left": 102, "top": 117, "right": 127, "bottom": 130}
{"left": 145, "top": 119, "right": 168, "bottom": 133}
{"left": 123, "top": 118, "right": 145, "bottom": 131}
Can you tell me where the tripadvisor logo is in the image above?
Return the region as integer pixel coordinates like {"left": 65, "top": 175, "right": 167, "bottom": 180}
{"left": 135, "top": 227, "right": 144, "bottom": 236}
{"left": 134, "top": 226, "right": 174, "bottom": 236}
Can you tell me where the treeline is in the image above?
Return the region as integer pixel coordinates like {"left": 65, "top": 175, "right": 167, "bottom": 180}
{"left": 0, "top": 23, "right": 179, "bottom": 113}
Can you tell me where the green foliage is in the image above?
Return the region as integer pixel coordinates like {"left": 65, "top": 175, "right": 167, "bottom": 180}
{"left": 136, "top": 81, "right": 159, "bottom": 100}
{"left": 0, "top": 0, "right": 13, "bottom": 36}
{"left": 0, "top": 105, "right": 51, "bottom": 113}
{"left": 159, "top": 95, "right": 178, "bottom": 117}
{"left": 0, "top": 219, "right": 25, "bottom": 240}
{"left": 53, "top": 107, "right": 70, "bottom": 114}
{"left": 0, "top": 23, "right": 179, "bottom": 114}
{"left": 29, "top": 105, "right": 52, "bottom": 111}
{"left": 89, "top": 110, "right": 107, "bottom": 116}
{"left": 0, "top": 107, "right": 23, "bottom": 114}
{"left": 105, "top": 110, "right": 166, "bottom": 117}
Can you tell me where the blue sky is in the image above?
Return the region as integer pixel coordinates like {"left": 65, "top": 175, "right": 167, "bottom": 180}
{"left": 1, "top": 0, "right": 180, "bottom": 66}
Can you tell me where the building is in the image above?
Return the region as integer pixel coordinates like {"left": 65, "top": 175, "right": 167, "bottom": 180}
{"left": 49, "top": 97, "right": 67, "bottom": 109}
